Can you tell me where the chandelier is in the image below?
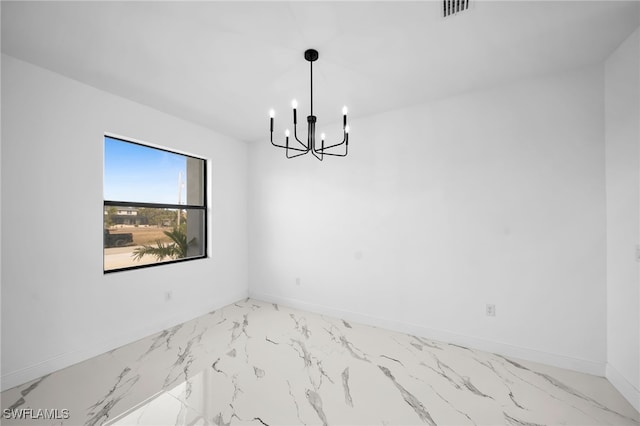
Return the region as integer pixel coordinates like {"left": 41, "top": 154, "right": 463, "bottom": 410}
{"left": 269, "top": 49, "right": 349, "bottom": 160}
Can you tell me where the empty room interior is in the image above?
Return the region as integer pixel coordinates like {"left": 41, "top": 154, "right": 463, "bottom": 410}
{"left": 1, "top": 1, "right": 639, "bottom": 425}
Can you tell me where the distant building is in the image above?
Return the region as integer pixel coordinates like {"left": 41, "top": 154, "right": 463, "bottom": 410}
{"left": 104, "top": 207, "right": 148, "bottom": 226}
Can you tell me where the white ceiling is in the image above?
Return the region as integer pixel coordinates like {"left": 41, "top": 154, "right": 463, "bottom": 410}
{"left": 2, "top": 1, "right": 638, "bottom": 143}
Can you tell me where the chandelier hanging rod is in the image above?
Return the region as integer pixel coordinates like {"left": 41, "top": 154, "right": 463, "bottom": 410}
{"left": 269, "top": 49, "right": 349, "bottom": 161}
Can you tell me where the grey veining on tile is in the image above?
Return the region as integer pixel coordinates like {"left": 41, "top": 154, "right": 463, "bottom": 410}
{"left": 86, "top": 367, "right": 140, "bottom": 426}
{"left": 378, "top": 365, "right": 437, "bottom": 426}
{"left": 6, "top": 375, "right": 50, "bottom": 412}
{"left": 1, "top": 298, "right": 638, "bottom": 425}
{"left": 306, "top": 389, "right": 328, "bottom": 426}
{"left": 341, "top": 367, "right": 353, "bottom": 408}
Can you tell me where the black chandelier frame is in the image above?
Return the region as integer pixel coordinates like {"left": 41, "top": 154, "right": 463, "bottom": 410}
{"left": 269, "top": 49, "right": 349, "bottom": 160}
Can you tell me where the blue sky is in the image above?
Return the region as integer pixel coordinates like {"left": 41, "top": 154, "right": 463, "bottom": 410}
{"left": 104, "top": 136, "right": 187, "bottom": 204}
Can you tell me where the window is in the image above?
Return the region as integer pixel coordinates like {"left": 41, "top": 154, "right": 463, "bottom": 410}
{"left": 103, "top": 135, "right": 207, "bottom": 272}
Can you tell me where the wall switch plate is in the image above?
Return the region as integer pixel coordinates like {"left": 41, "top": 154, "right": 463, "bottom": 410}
{"left": 295, "top": 277, "right": 301, "bottom": 286}
{"left": 486, "top": 304, "right": 496, "bottom": 316}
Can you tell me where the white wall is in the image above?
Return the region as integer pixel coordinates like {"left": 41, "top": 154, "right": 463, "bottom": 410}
{"left": 248, "top": 65, "right": 607, "bottom": 375}
{"left": 0, "top": 55, "right": 249, "bottom": 391}
{"left": 605, "top": 27, "right": 640, "bottom": 412}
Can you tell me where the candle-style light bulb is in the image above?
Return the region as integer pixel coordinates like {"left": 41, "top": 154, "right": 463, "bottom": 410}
{"left": 269, "top": 109, "right": 275, "bottom": 132}
{"left": 342, "top": 106, "right": 348, "bottom": 115}
{"left": 292, "top": 99, "right": 298, "bottom": 109}
{"left": 321, "top": 133, "right": 326, "bottom": 141}
{"left": 285, "top": 129, "right": 290, "bottom": 137}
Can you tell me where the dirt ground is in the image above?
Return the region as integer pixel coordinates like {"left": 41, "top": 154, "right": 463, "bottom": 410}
{"left": 108, "top": 226, "right": 173, "bottom": 246}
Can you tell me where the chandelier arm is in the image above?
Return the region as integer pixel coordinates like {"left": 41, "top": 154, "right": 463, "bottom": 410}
{"left": 318, "top": 143, "right": 348, "bottom": 157}
{"left": 286, "top": 135, "right": 310, "bottom": 157}
{"left": 283, "top": 143, "right": 308, "bottom": 152}
{"left": 310, "top": 133, "right": 323, "bottom": 159}
{"left": 317, "top": 134, "right": 348, "bottom": 156}
{"left": 310, "top": 146, "right": 323, "bottom": 161}
{"left": 283, "top": 145, "right": 308, "bottom": 152}
{"left": 271, "top": 132, "right": 307, "bottom": 151}
{"left": 316, "top": 137, "right": 346, "bottom": 152}
{"left": 311, "top": 133, "right": 324, "bottom": 154}
{"left": 286, "top": 148, "right": 309, "bottom": 159}
{"left": 293, "top": 124, "right": 309, "bottom": 149}
{"left": 270, "top": 133, "right": 288, "bottom": 149}
{"left": 292, "top": 108, "right": 308, "bottom": 149}
{"left": 321, "top": 152, "right": 347, "bottom": 157}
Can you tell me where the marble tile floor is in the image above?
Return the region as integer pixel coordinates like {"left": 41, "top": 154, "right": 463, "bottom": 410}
{"left": 1, "top": 298, "right": 638, "bottom": 426}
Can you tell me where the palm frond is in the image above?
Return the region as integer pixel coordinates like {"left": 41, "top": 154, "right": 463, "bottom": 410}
{"left": 132, "top": 227, "right": 196, "bottom": 262}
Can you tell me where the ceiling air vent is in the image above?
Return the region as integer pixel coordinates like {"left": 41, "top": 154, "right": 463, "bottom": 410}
{"left": 443, "top": 0, "right": 470, "bottom": 17}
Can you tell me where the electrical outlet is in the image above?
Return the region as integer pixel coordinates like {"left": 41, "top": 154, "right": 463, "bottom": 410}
{"left": 165, "top": 291, "right": 173, "bottom": 301}
{"left": 295, "top": 277, "right": 301, "bottom": 286}
{"left": 486, "top": 304, "right": 496, "bottom": 317}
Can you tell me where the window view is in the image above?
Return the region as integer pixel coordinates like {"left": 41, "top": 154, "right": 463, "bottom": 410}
{"left": 103, "top": 136, "right": 207, "bottom": 272}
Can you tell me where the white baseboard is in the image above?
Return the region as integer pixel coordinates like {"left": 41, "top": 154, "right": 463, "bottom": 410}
{"left": 1, "top": 291, "right": 248, "bottom": 392}
{"left": 606, "top": 363, "right": 640, "bottom": 413}
{"left": 249, "top": 291, "right": 606, "bottom": 377}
